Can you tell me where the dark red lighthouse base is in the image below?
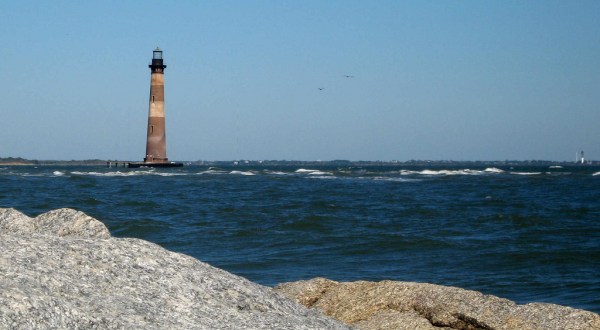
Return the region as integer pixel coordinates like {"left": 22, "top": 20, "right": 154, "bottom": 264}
{"left": 127, "top": 161, "right": 183, "bottom": 168}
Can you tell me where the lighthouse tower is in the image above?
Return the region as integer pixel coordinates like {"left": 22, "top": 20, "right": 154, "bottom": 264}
{"left": 130, "top": 48, "right": 182, "bottom": 168}
{"left": 144, "top": 47, "right": 168, "bottom": 163}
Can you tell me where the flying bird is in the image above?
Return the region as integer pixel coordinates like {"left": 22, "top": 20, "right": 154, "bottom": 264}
{"left": 343, "top": 75, "right": 355, "bottom": 78}
{"left": 318, "top": 87, "right": 324, "bottom": 90}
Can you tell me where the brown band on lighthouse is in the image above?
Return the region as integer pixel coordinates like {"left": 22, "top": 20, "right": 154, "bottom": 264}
{"left": 148, "top": 73, "right": 165, "bottom": 118}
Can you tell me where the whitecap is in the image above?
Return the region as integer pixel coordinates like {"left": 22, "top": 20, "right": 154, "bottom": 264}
{"left": 510, "top": 172, "right": 542, "bottom": 176}
{"left": 418, "top": 169, "right": 443, "bottom": 175}
{"left": 422, "top": 169, "right": 449, "bottom": 175}
{"left": 53, "top": 171, "right": 65, "bottom": 176}
{"left": 198, "top": 170, "right": 227, "bottom": 175}
{"left": 400, "top": 169, "right": 445, "bottom": 175}
{"left": 229, "top": 171, "right": 255, "bottom": 176}
{"left": 417, "top": 169, "right": 483, "bottom": 176}
{"left": 294, "top": 168, "right": 333, "bottom": 176}
{"left": 371, "top": 176, "right": 415, "bottom": 182}
{"left": 71, "top": 170, "right": 155, "bottom": 177}
{"left": 307, "top": 175, "right": 337, "bottom": 180}
{"left": 484, "top": 167, "right": 504, "bottom": 173}
{"left": 307, "top": 171, "right": 332, "bottom": 176}
{"left": 155, "top": 172, "right": 187, "bottom": 177}
{"left": 295, "top": 169, "right": 319, "bottom": 173}
{"left": 399, "top": 170, "right": 420, "bottom": 175}
{"left": 71, "top": 171, "right": 98, "bottom": 176}
{"left": 592, "top": 171, "right": 600, "bottom": 176}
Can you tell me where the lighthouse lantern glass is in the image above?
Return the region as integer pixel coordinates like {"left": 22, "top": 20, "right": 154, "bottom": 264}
{"left": 153, "top": 50, "right": 163, "bottom": 60}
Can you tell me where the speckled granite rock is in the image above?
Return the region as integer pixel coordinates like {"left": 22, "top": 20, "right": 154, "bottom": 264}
{"left": 0, "top": 207, "right": 112, "bottom": 239}
{"left": 274, "top": 277, "right": 600, "bottom": 330}
{"left": 0, "top": 208, "right": 350, "bottom": 329}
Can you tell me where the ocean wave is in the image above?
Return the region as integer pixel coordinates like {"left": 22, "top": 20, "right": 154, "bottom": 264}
{"left": 229, "top": 171, "right": 256, "bottom": 176}
{"left": 71, "top": 170, "right": 156, "bottom": 177}
{"left": 308, "top": 171, "right": 332, "bottom": 176}
{"left": 69, "top": 170, "right": 187, "bottom": 177}
{"left": 295, "top": 169, "right": 318, "bottom": 173}
{"left": 401, "top": 169, "right": 485, "bottom": 176}
{"left": 371, "top": 176, "right": 416, "bottom": 182}
{"left": 398, "top": 170, "right": 419, "bottom": 175}
{"left": 307, "top": 175, "right": 337, "bottom": 180}
{"left": 295, "top": 169, "right": 333, "bottom": 176}
{"left": 154, "top": 172, "right": 187, "bottom": 177}
{"left": 547, "top": 172, "right": 571, "bottom": 176}
{"left": 197, "top": 170, "right": 228, "bottom": 175}
{"left": 398, "top": 168, "right": 553, "bottom": 176}
{"left": 265, "top": 171, "right": 289, "bottom": 176}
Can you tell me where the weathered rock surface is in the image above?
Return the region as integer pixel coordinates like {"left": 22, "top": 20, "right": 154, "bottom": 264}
{"left": 0, "top": 208, "right": 350, "bottom": 329}
{"left": 0, "top": 208, "right": 112, "bottom": 239}
{"left": 274, "top": 277, "right": 600, "bottom": 330}
{"left": 4, "top": 207, "right": 599, "bottom": 330}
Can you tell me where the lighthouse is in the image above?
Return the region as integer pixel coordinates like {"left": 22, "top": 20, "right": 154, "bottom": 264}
{"left": 130, "top": 48, "right": 182, "bottom": 168}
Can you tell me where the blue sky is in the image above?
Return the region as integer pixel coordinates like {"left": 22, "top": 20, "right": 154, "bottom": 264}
{"left": 1, "top": 1, "right": 599, "bottom": 161}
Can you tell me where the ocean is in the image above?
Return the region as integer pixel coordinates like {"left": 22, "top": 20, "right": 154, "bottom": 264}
{"left": 1, "top": 164, "right": 599, "bottom": 313}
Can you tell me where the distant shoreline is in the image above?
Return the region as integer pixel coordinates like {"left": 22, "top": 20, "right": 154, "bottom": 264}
{"left": 1, "top": 157, "right": 597, "bottom": 167}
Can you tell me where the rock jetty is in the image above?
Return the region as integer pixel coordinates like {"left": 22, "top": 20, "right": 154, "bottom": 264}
{"left": 0, "top": 208, "right": 349, "bottom": 329}
{"left": 2, "top": 208, "right": 599, "bottom": 330}
{"left": 274, "top": 277, "right": 600, "bottom": 330}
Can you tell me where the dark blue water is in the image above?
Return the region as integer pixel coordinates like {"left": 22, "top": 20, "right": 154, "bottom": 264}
{"left": 1, "top": 164, "right": 599, "bottom": 312}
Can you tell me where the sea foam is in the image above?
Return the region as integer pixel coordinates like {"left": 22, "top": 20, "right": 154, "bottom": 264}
{"left": 371, "top": 176, "right": 415, "bottom": 182}
{"left": 71, "top": 170, "right": 155, "bottom": 177}
{"left": 295, "top": 169, "right": 333, "bottom": 176}
{"left": 266, "top": 171, "right": 289, "bottom": 176}
{"left": 407, "top": 169, "right": 484, "bottom": 176}
{"left": 295, "top": 169, "right": 318, "bottom": 173}
{"left": 399, "top": 168, "right": 511, "bottom": 176}
{"left": 229, "top": 171, "right": 255, "bottom": 176}
{"left": 198, "top": 169, "right": 227, "bottom": 175}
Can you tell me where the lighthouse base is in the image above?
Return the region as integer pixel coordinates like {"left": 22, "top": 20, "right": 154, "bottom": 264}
{"left": 127, "top": 162, "right": 183, "bottom": 168}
